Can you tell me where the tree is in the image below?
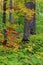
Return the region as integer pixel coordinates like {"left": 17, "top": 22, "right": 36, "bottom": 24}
{"left": 9, "top": 0, "right": 13, "bottom": 23}
{"left": 22, "top": 0, "right": 36, "bottom": 42}
{"left": 26, "top": 1, "right": 36, "bottom": 34}
{"left": 2, "top": 0, "right": 7, "bottom": 45}
{"left": 22, "top": 18, "right": 30, "bottom": 42}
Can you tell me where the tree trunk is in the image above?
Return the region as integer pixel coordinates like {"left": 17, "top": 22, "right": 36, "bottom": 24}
{"left": 9, "top": 0, "right": 13, "bottom": 23}
{"left": 22, "top": 18, "right": 30, "bottom": 42}
{"left": 2, "top": 0, "right": 7, "bottom": 45}
{"left": 22, "top": 1, "right": 36, "bottom": 42}
{"left": 25, "top": 2, "right": 36, "bottom": 34}
{"left": 30, "top": 14, "right": 36, "bottom": 34}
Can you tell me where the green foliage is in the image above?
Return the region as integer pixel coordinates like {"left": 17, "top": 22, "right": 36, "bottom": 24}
{"left": 0, "top": 0, "right": 43, "bottom": 65}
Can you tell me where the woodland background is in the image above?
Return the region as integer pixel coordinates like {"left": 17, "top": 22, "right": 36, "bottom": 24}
{"left": 0, "top": 0, "right": 43, "bottom": 65}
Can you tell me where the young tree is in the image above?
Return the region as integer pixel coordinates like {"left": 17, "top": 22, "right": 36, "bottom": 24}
{"left": 2, "top": 0, "right": 7, "bottom": 45}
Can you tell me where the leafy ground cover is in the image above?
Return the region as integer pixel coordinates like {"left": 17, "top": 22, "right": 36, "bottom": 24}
{"left": 0, "top": 33, "right": 43, "bottom": 65}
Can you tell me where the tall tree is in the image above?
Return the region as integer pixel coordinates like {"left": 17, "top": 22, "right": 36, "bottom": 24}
{"left": 2, "top": 0, "right": 7, "bottom": 45}
{"left": 26, "top": 1, "right": 36, "bottom": 34}
{"left": 22, "top": 0, "right": 36, "bottom": 42}
{"left": 22, "top": 0, "right": 30, "bottom": 42}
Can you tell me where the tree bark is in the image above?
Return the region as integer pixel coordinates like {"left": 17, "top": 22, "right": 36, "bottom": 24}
{"left": 22, "top": 18, "right": 30, "bottom": 42}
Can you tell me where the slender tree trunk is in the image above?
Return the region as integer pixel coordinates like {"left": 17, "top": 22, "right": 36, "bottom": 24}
{"left": 22, "top": 18, "right": 30, "bottom": 42}
{"left": 2, "top": 0, "right": 7, "bottom": 45}
{"left": 25, "top": 2, "right": 36, "bottom": 34}
{"left": 9, "top": 0, "right": 13, "bottom": 23}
